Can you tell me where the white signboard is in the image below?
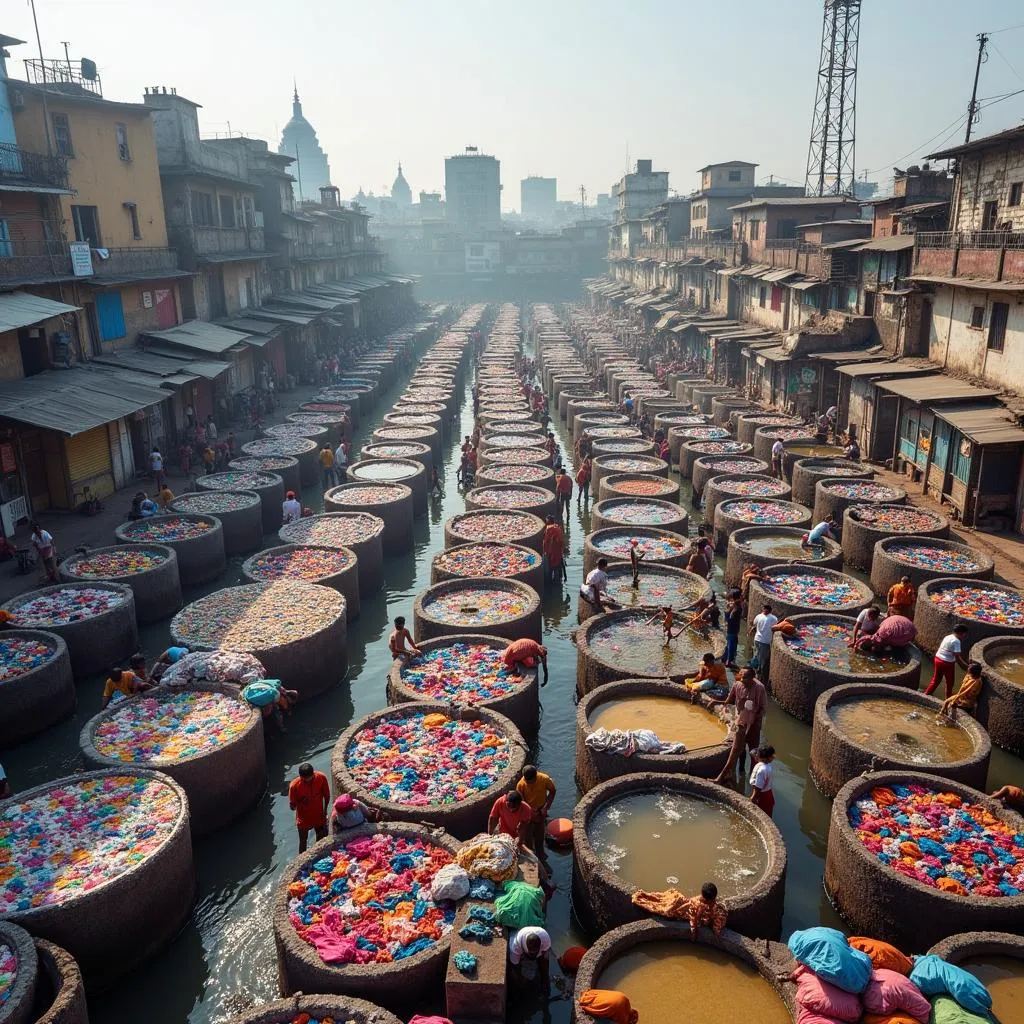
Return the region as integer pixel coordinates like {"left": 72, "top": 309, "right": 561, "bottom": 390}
{"left": 70, "top": 242, "right": 93, "bottom": 277}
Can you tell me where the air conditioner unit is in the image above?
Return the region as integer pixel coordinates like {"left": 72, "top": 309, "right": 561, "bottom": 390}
{"left": 10, "top": 90, "right": 24, "bottom": 111}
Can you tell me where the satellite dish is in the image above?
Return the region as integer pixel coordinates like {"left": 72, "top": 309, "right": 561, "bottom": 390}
{"left": 80, "top": 57, "right": 97, "bottom": 80}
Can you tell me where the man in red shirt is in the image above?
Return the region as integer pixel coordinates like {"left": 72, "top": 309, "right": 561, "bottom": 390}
{"left": 542, "top": 515, "right": 566, "bottom": 585}
{"left": 488, "top": 790, "right": 532, "bottom": 848}
{"left": 555, "top": 468, "right": 573, "bottom": 523}
{"left": 288, "top": 762, "right": 331, "bottom": 852}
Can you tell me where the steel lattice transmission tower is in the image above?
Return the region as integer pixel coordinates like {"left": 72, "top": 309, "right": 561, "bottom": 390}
{"left": 804, "top": 0, "right": 861, "bottom": 197}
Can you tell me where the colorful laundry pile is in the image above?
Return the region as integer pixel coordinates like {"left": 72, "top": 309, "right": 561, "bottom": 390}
{"left": 93, "top": 691, "right": 252, "bottom": 763}
{"left": 826, "top": 481, "right": 902, "bottom": 501}
{"left": 434, "top": 544, "right": 539, "bottom": 579}
{"left": 345, "top": 711, "right": 512, "bottom": 807}
{"left": 761, "top": 571, "right": 863, "bottom": 608}
{"left": 242, "top": 438, "right": 316, "bottom": 456}
{"left": 376, "top": 427, "right": 433, "bottom": 441}
{"left": 65, "top": 547, "right": 169, "bottom": 579}
{"left": 783, "top": 621, "right": 901, "bottom": 669}
{"left": 422, "top": 583, "right": 532, "bottom": 627}
{"left": 589, "top": 614, "right": 706, "bottom": 677}
{"left": 231, "top": 457, "right": 297, "bottom": 473}
{"left": 848, "top": 783, "right": 1024, "bottom": 896}
{"left": 487, "top": 448, "right": 549, "bottom": 465}
{"left": 284, "top": 515, "right": 383, "bottom": 547}
{"left": 715, "top": 476, "right": 789, "bottom": 496}
{"left": 481, "top": 464, "right": 549, "bottom": 484}
{"left": 600, "top": 457, "right": 662, "bottom": 473}
{"left": 657, "top": 415, "right": 707, "bottom": 426}
{"left": 697, "top": 459, "right": 761, "bottom": 475}
{"left": 330, "top": 484, "right": 409, "bottom": 505}
{"left": 593, "top": 531, "right": 689, "bottom": 561}
{"left": 12, "top": 586, "right": 127, "bottom": 627}
{"left": 720, "top": 500, "right": 805, "bottom": 525}
{"left": 400, "top": 642, "right": 519, "bottom": 702}
{"left": 691, "top": 442, "right": 749, "bottom": 455}
{"left": 748, "top": 416, "right": 798, "bottom": 427}
{"left": 929, "top": 582, "right": 1024, "bottom": 626}
{"left": 595, "top": 441, "right": 650, "bottom": 453}
{"left": 367, "top": 444, "right": 425, "bottom": 459}
{"left": 848, "top": 504, "right": 941, "bottom": 532}
{"left": 159, "top": 650, "right": 266, "bottom": 687}
{"left": 604, "top": 569, "right": 704, "bottom": 609}
{"left": 485, "top": 434, "right": 541, "bottom": 449}
{"left": 387, "top": 414, "right": 435, "bottom": 425}
{"left": 764, "top": 427, "right": 814, "bottom": 441}
{"left": 172, "top": 582, "right": 345, "bottom": 649}
{"left": 267, "top": 424, "right": 327, "bottom": 438}
{"left": 602, "top": 501, "right": 680, "bottom": 526}
{"left": 200, "top": 472, "right": 278, "bottom": 491}
{"left": 123, "top": 516, "right": 215, "bottom": 542}
{"left": 302, "top": 402, "right": 350, "bottom": 414}
{"left": 585, "top": 427, "right": 642, "bottom": 437}
{"left": 352, "top": 463, "right": 418, "bottom": 483}
{"left": 456, "top": 832, "right": 519, "bottom": 881}
{"left": 246, "top": 547, "right": 354, "bottom": 583}
{"left": 453, "top": 512, "right": 539, "bottom": 543}
{"left": 174, "top": 492, "right": 258, "bottom": 513}
{"left": 471, "top": 487, "right": 546, "bottom": 510}
{"left": 287, "top": 412, "right": 342, "bottom": 426}
{"left": 810, "top": 464, "right": 865, "bottom": 478}
{"left": 0, "top": 635, "right": 56, "bottom": 681}
{"left": 889, "top": 543, "right": 984, "bottom": 574}
{"left": 0, "top": 775, "right": 180, "bottom": 912}
{"left": 608, "top": 477, "right": 674, "bottom": 496}
{"left": 0, "top": 944, "right": 15, "bottom": 1006}
{"left": 677, "top": 427, "right": 730, "bottom": 441}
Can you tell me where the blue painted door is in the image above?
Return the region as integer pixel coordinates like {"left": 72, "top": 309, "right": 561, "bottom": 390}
{"left": 95, "top": 291, "right": 126, "bottom": 342}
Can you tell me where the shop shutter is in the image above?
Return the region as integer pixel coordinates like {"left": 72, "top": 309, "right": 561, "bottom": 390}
{"left": 65, "top": 426, "right": 114, "bottom": 498}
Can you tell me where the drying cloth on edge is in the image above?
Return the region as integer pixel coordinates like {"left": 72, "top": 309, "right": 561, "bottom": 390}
{"left": 585, "top": 727, "right": 687, "bottom": 756}
{"left": 456, "top": 832, "right": 519, "bottom": 881}
{"left": 494, "top": 880, "right": 546, "bottom": 928}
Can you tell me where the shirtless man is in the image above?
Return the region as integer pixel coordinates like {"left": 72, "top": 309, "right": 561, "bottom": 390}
{"left": 389, "top": 616, "right": 421, "bottom": 660}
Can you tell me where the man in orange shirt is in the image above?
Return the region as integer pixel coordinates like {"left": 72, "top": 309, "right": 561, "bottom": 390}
{"left": 487, "top": 790, "right": 533, "bottom": 848}
{"left": 887, "top": 575, "right": 917, "bottom": 617}
{"left": 542, "top": 515, "right": 566, "bottom": 586}
{"left": 502, "top": 638, "right": 548, "bottom": 684}
{"left": 289, "top": 762, "right": 331, "bottom": 852}
{"left": 555, "top": 468, "right": 573, "bottom": 523}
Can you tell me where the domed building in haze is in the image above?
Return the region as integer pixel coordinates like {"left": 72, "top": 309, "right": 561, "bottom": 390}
{"left": 278, "top": 86, "right": 331, "bottom": 200}
{"left": 391, "top": 163, "right": 412, "bottom": 206}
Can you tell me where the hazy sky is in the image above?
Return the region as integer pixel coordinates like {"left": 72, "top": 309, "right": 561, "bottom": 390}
{"left": 8, "top": 0, "right": 1024, "bottom": 210}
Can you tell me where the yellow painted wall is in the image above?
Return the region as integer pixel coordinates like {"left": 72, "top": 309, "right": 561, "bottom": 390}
{"left": 14, "top": 92, "right": 169, "bottom": 249}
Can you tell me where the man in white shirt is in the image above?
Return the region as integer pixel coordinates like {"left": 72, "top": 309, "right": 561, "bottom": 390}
{"left": 334, "top": 442, "right": 348, "bottom": 483}
{"left": 750, "top": 603, "right": 779, "bottom": 683}
{"left": 924, "top": 624, "right": 970, "bottom": 699}
{"left": 580, "top": 558, "right": 614, "bottom": 611}
{"left": 508, "top": 925, "right": 551, "bottom": 987}
{"left": 850, "top": 605, "right": 881, "bottom": 647}
{"left": 30, "top": 521, "right": 58, "bottom": 582}
{"left": 282, "top": 490, "right": 302, "bottom": 524}
{"left": 771, "top": 438, "right": 785, "bottom": 479}
{"left": 749, "top": 744, "right": 775, "bottom": 817}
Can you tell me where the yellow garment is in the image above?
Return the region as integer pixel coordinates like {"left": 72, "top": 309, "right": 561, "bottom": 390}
{"left": 421, "top": 713, "right": 449, "bottom": 729}
{"left": 102, "top": 672, "right": 137, "bottom": 701}
{"left": 517, "top": 771, "right": 556, "bottom": 811}
{"left": 631, "top": 888, "right": 690, "bottom": 919}
{"left": 455, "top": 834, "right": 519, "bottom": 882}
{"left": 319, "top": 448, "right": 334, "bottom": 468}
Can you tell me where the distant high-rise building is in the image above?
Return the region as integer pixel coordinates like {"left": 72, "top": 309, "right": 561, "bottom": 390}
{"left": 278, "top": 85, "right": 331, "bottom": 200}
{"left": 612, "top": 159, "right": 669, "bottom": 224}
{"left": 521, "top": 176, "right": 557, "bottom": 222}
{"left": 445, "top": 148, "right": 501, "bottom": 232}
{"left": 391, "top": 163, "right": 412, "bottom": 206}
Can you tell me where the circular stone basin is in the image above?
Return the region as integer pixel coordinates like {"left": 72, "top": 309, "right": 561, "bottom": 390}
{"left": 465, "top": 484, "right": 555, "bottom": 521}
{"left": 444, "top": 510, "right": 545, "bottom": 553}
{"left": 578, "top": 563, "right": 712, "bottom": 623}
{"left": 475, "top": 462, "right": 555, "bottom": 491}
{"left": 170, "top": 581, "right": 347, "bottom": 701}
{"left": 598, "top": 473, "right": 679, "bottom": 502}
{"left": 916, "top": 578, "right": 1024, "bottom": 653}
{"left": 592, "top": 456, "right": 668, "bottom": 496}
{"left": 223, "top": 995, "right": 402, "bottom": 1024}
{"left": 115, "top": 513, "right": 225, "bottom": 586}
{"left": 572, "top": 775, "right": 785, "bottom": 937}
{"left": 0, "top": 921, "right": 37, "bottom": 1024}
{"left": 273, "top": 824, "right": 459, "bottom": 1003}
{"left": 576, "top": 609, "right": 725, "bottom": 693}
{"left": 481, "top": 433, "right": 545, "bottom": 450}
{"left": 230, "top": 455, "right": 301, "bottom": 495}
{"left": 972, "top": 637, "right": 1024, "bottom": 757}
{"left": 387, "top": 634, "right": 538, "bottom": 733}
{"left": 431, "top": 542, "right": 542, "bottom": 592}
{"left": 196, "top": 470, "right": 285, "bottom": 534}
{"left": 704, "top": 474, "right": 791, "bottom": 521}
{"left": 591, "top": 497, "right": 689, "bottom": 536}
{"left": 576, "top": 679, "right": 729, "bottom": 791}
{"left": 928, "top": 932, "right": 1024, "bottom": 1024}
{"left": 362, "top": 441, "right": 432, "bottom": 471}
{"left": 871, "top": 536, "right": 995, "bottom": 595}
{"left": 669, "top": 426, "right": 730, "bottom": 468}
{"left": 579, "top": 925, "right": 793, "bottom": 1024}
{"left": 724, "top": 526, "right": 843, "bottom": 586}
{"left": 349, "top": 458, "right": 427, "bottom": 517}
{"left": 240, "top": 437, "right": 318, "bottom": 486}
{"left": 690, "top": 454, "right": 766, "bottom": 494}
{"left": 810, "top": 683, "right": 991, "bottom": 799}
{"left": 481, "top": 446, "right": 552, "bottom": 467}
{"left": 80, "top": 685, "right": 265, "bottom": 836}
{"left": 714, "top": 499, "right": 812, "bottom": 551}
{"left": 170, "top": 491, "right": 262, "bottom": 556}
{"left": 324, "top": 483, "right": 414, "bottom": 555}
{"left": 791, "top": 457, "right": 873, "bottom": 506}
{"left": 814, "top": 479, "right": 907, "bottom": 527}
{"left": 584, "top": 527, "right": 691, "bottom": 574}
{"left": 331, "top": 704, "right": 526, "bottom": 838}
{"left": 737, "top": 414, "right": 801, "bottom": 445}
{"left": 279, "top": 512, "right": 384, "bottom": 595}
{"left": 582, "top": 426, "right": 643, "bottom": 440}
{"left": 0, "top": 770, "right": 194, "bottom": 984}
{"left": 0, "top": 630, "right": 73, "bottom": 748}
{"left": 825, "top": 772, "right": 1024, "bottom": 953}
{"left": 414, "top": 578, "right": 541, "bottom": 642}
{"left": 752, "top": 426, "right": 816, "bottom": 463}
{"left": 241, "top": 544, "right": 360, "bottom": 622}
{"left": 843, "top": 502, "right": 952, "bottom": 570}
{"left": 748, "top": 565, "right": 872, "bottom": 624}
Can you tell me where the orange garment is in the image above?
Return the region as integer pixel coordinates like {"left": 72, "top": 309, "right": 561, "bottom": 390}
{"left": 999, "top": 785, "right": 1024, "bottom": 809}
{"left": 887, "top": 581, "right": 916, "bottom": 610}
{"left": 685, "top": 894, "right": 728, "bottom": 936}
{"left": 489, "top": 795, "right": 532, "bottom": 838}
{"left": 630, "top": 887, "right": 689, "bottom": 918}
{"left": 503, "top": 638, "right": 544, "bottom": 670}
{"left": 288, "top": 772, "right": 330, "bottom": 830}
{"left": 579, "top": 990, "right": 638, "bottom": 1024}
{"left": 847, "top": 937, "right": 913, "bottom": 975}
{"left": 693, "top": 661, "right": 727, "bottom": 686}
{"left": 949, "top": 673, "right": 983, "bottom": 709}
{"left": 556, "top": 474, "right": 573, "bottom": 495}
{"left": 543, "top": 523, "right": 565, "bottom": 565}
{"left": 862, "top": 1015, "right": 921, "bottom": 1024}
{"left": 936, "top": 876, "right": 967, "bottom": 895}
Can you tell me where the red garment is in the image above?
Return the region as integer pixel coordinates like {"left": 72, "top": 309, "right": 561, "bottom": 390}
{"left": 490, "top": 795, "right": 532, "bottom": 837}
{"left": 556, "top": 474, "right": 573, "bottom": 495}
{"left": 752, "top": 789, "right": 775, "bottom": 817}
{"left": 289, "top": 772, "right": 330, "bottom": 829}
{"left": 503, "top": 638, "right": 544, "bottom": 669}
{"left": 542, "top": 523, "right": 565, "bottom": 566}
{"left": 925, "top": 658, "right": 955, "bottom": 698}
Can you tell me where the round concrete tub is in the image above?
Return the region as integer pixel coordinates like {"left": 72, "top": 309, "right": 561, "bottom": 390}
{"left": 31, "top": 939, "right": 87, "bottom": 1024}
{"left": 304, "top": 400, "right": 358, "bottom": 430}
{"left": 431, "top": 541, "right": 543, "bottom": 594}
{"left": 0, "top": 920, "right": 38, "bottom": 1024}
{"left": 576, "top": 679, "right": 731, "bottom": 791}
{"left": 475, "top": 462, "right": 556, "bottom": 492}
{"left": 2, "top": 583, "right": 137, "bottom": 680}
{"left": 0, "top": 768, "right": 194, "bottom": 986}
{"left": 0, "top": 629, "right": 74, "bottom": 747}
{"left": 287, "top": 409, "right": 351, "bottom": 444}
{"left": 481, "top": 420, "right": 545, "bottom": 440}
{"left": 713, "top": 498, "right": 814, "bottom": 552}
{"left": 871, "top": 535, "right": 995, "bottom": 596}
{"left": 809, "top": 682, "right": 992, "bottom": 799}
{"left": 703, "top": 473, "right": 792, "bottom": 523}
{"left": 691, "top": 385, "right": 736, "bottom": 415}
{"left": 222, "top": 995, "right": 402, "bottom": 1024}
{"left": 598, "top": 473, "right": 679, "bottom": 503}
{"left": 479, "top": 446, "right": 553, "bottom": 472}
{"left": 824, "top": 770, "right": 1024, "bottom": 953}
{"left": 240, "top": 437, "right": 319, "bottom": 487}
{"left": 115, "top": 513, "right": 225, "bottom": 586}
{"left": 591, "top": 497, "right": 689, "bottom": 537}
{"left": 196, "top": 470, "right": 285, "bottom": 534}
{"left": 748, "top": 565, "right": 873, "bottom": 626}
{"left": 413, "top": 577, "right": 542, "bottom": 643}
{"left": 591, "top": 455, "right": 668, "bottom": 497}
{"left": 577, "top": 561, "right": 713, "bottom": 623}
{"left": 272, "top": 822, "right": 460, "bottom": 1004}
{"left": 229, "top": 455, "right": 301, "bottom": 497}
{"left": 915, "top": 577, "right": 1024, "bottom": 654}
{"left": 970, "top": 635, "right": 1024, "bottom": 756}
{"left": 263, "top": 422, "right": 330, "bottom": 451}
{"left": 790, "top": 457, "right": 873, "bottom": 507}
{"left": 711, "top": 397, "right": 757, "bottom": 426}
{"left": 324, "top": 482, "right": 414, "bottom": 556}
{"left": 653, "top": 413, "right": 709, "bottom": 435}
{"left": 387, "top": 632, "right": 539, "bottom": 734}
{"left": 724, "top": 525, "right": 843, "bottom": 587}
{"left": 348, "top": 458, "right": 427, "bottom": 517}
{"left": 59, "top": 543, "right": 181, "bottom": 624}
{"left": 170, "top": 581, "right": 347, "bottom": 701}
{"left": 360, "top": 441, "right": 433, "bottom": 479}
{"left": 842, "top": 502, "right": 952, "bottom": 570}
{"left": 330, "top": 703, "right": 527, "bottom": 838}
{"left": 591, "top": 438, "right": 656, "bottom": 460}
{"left": 371, "top": 424, "right": 441, "bottom": 461}
{"left": 576, "top": 608, "right": 725, "bottom": 694}
{"left": 444, "top": 509, "right": 546, "bottom": 553}
{"left": 813, "top": 478, "right": 908, "bottom": 529}
{"left": 737, "top": 414, "right": 802, "bottom": 447}
{"left": 572, "top": 773, "right": 787, "bottom": 938}
{"left": 79, "top": 681, "right": 266, "bottom": 837}
{"left": 170, "top": 491, "right": 263, "bottom": 556}
{"left": 752, "top": 426, "right": 817, "bottom": 464}
{"left": 688, "top": 450, "right": 764, "bottom": 492}
{"left": 670, "top": 426, "right": 731, "bottom": 469}
{"left": 771, "top": 613, "right": 922, "bottom": 722}
{"left": 279, "top": 512, "right": 384, "bottom": 596}
{"left": 242, "top": 544, "right": 361, "bottom": 621}
{"left": 583, "top": 526, "right": 692, "bottom": 575}
{"left": 927, "top": 930, "right": 1024, "bottom": 1022}
{"left": 465, "top": 483, "right": 557, "bottom": 522}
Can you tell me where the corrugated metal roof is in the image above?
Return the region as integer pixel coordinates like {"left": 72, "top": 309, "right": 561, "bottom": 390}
{"left": 271, "top": 292, "right": 338, "bottom": 310}
{"left": 142, "top": 321, "right": 252, "bottom": 355}
{"left": 934, "top": 403, "right": 1024, "bottom": 445}
{"left": 876, "top": 376, "right": 1000, "bottom": 402}
{"left": 813, "top": 348, "right": 884, "bottom": 362}
{"left": 755, "top": 346, "right": 792, "bottom": 363}
{"left": 789, "top": 278, "right": 824, "bottom": 291}
{"left": 762, "top": 268, "right": 801, "bottom": 283}
{"left": 907, "top": 275, "right": 1024, "bottom": 292}
{"left": 247, "top": 307, "right": 317, "bottom": 325}
{"left": 838, "top": 360, "right": 939, "bottom": 379}
{"left": 0, "top": 292, "right": 81, "bottom": 333}
{"left": 717, "top": 266, "right": 745, "bottom": 277}
{"left": 738, "top": 264, "right": 773, "bottom": 278}
{"left": 856, "top": 234, "right": 916, "bottom": 252}
{"left": 218, "top": 317, "right": 284, "bottom": 337}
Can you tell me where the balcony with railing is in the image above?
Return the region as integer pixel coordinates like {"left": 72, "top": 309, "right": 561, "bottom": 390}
{"left": 23, "top": 58, "right": 103, "bottom": 97}
{"left": 0, "top": 144, "right": 70, "bottom": 191}
{"left": 189, "top": 225, "right": 266, "bottom": 257}
{"left": 0, "top": 239, "right": 73, "bottom": 281}
{"left": 92, "top": 247, "right": 180, "bottom": 277}
{"left": 914, "top": 230, "right": 1024, "bottom": 283}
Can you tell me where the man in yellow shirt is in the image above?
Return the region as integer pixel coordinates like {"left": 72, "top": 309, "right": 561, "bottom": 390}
{"left": 101, "top": 654, "right": 151, "bottom": 708}
{"left": 157, "top": 484, "right": 175, "bottom": 510}
{"left": 319, "top": 445, "right": 336, "bottom": 489}
{"left": 887, "top": 575, "right": 917, "bottom": 617}
{"left": 516, "top": 764, "right": 557, "bottom": 855}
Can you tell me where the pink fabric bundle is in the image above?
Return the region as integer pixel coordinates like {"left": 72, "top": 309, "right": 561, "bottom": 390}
{"left": 862, "top": 968, "right": 931, "bottom": 1023}
{"left": 793, "top": 965, "right": 862, "bottom": 1023}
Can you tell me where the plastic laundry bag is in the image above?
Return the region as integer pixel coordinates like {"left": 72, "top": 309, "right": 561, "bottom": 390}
{"left": 429, "top": 862, "right": 470, "bottom": 902}
{"left": 909, "top": 957, "right": 992, "bottom": 1018}
{"left": 928, "top": 995, "right": 993, "bottom": 1024}
{"left": 788, "top": 927, "right": 873, "bottom": 994}
{"left": 494, "top": 880, "right": 545, "bottom": 928}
